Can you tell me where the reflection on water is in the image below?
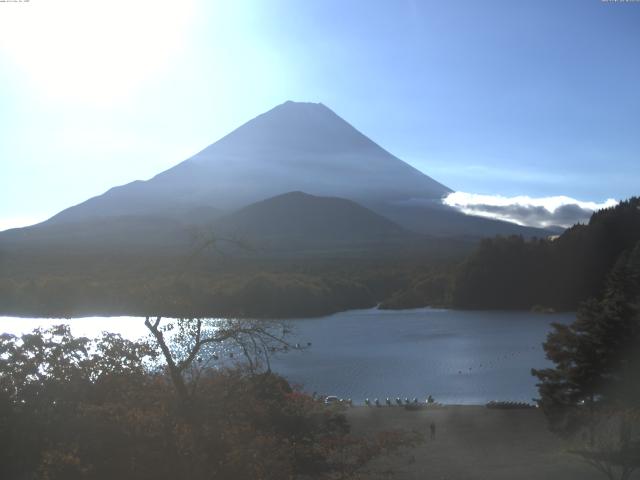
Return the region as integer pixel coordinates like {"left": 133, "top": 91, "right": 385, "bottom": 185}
{"left": 0, "top": 316, "right": 152, "bottom": 340}
{"left": 270, "top": 308, "right": 574, "bottom": 405}
{"left": 0, "top": 308, "right": 574, "bottom": 405}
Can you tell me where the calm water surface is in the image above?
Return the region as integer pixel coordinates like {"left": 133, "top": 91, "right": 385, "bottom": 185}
{"left": 0, "top": 308, "right": 574, "bottom": 405}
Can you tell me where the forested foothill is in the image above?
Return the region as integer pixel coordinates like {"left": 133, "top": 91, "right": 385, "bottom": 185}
{"left": 2, "top": 198, "right": 640, "bottom": 319}
{"left": 0, "top": 197, "right": 638, "bottom": 322}
{"left": 532, "top": 232, "right": 640, "bottom": 480}
{"left": 0, "top": 237, "right": 465, "bottom": 318}
{"left": 453, "top": 197, "right": 640, "bottom": 311}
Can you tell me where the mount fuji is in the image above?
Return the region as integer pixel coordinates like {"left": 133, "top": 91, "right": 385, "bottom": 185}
{"left": 2, "top": 101, "right": 547, "bottom": 253}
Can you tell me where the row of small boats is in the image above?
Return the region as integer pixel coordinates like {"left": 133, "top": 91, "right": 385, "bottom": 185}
{"left": 485, "top": 400, "right": 537, "bottom": 409}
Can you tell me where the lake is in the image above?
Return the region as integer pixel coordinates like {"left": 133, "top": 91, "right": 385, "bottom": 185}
{"left": 0, "top": 308, "right": 574, "bottom": 405}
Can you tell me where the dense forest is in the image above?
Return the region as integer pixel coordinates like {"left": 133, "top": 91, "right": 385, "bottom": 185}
{"left": 0, "top": 240, "right": 463, "bottom": 318}
{"left": 2, "top": 198, "right": 639, "bottom": 318}
{"left": 452, "top": 197, "right": 640, "bottom": 310}
{"left": 532, "top": 236, "right": 640, "bottom": 479}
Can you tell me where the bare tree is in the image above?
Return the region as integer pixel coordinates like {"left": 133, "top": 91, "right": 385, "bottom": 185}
{"left": 143, "top": 229, "right": 303, "bottom": 409}
{"left": 144, "top": 316, "right": 296, "bottom": 409}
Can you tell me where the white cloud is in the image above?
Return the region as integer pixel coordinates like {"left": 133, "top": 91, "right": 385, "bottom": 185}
{"left": 443, "top": 192, "right": 618, "bottom": 228}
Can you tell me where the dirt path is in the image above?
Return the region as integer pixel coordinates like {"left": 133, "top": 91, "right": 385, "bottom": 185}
{"left": 347, "top": 406, "right": 622, "bottom": 480}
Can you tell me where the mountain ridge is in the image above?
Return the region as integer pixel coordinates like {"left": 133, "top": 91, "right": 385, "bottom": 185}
{"left": 8, "top": 101, "right": 551, "bottom": 240}
{"left": 46, "top": 101, "right": 452, "bottom": 224}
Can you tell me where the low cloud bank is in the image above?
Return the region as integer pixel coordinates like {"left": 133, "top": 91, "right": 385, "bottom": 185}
{"left": 443, "top": 192, "right": 618, "bottom": 229}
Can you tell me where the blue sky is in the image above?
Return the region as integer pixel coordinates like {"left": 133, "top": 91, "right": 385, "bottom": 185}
{"left": 1, "top": 0, "right": 639, "bottom": 229}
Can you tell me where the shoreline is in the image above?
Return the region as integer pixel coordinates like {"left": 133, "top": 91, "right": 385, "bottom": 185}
{"left": 345, "top": 405, "right": 602, "bottom": 480}
{"left": 0, "top": 305, "right": 577, "bottom": 321}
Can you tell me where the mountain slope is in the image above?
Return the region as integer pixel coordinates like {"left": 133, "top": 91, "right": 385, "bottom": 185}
{"left": 0, "top": 215, "right": 192, "bottom": 254}
{"left": 371, "top": 202, "right": 551, "bottom": 238}
{"left": 7, "top": 100, "right": 551, "bottom": 241}
{"left": 0, "top": 192, "right": 414, "bottom": 256}
{"left": 48, "top": 101, "right": 451, "bottom": 224}
{"left": 213, "top": 191, "right": 411, "bottom": 250}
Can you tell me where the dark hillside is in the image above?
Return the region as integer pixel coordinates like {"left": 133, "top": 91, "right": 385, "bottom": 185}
{"left": 213, "top": 191, "right": 411, "bottom": 250}
{"left": 452, "top": 197, "right": 640, "bottom": 310}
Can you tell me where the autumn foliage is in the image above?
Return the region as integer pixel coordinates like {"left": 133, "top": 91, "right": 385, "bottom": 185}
{"left": 0, "top": 324, "right": 419, "bottom": 480}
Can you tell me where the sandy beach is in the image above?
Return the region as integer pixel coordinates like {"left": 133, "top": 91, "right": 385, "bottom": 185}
{"left": 347, "top": 405, "right": 614, "bottom": 480}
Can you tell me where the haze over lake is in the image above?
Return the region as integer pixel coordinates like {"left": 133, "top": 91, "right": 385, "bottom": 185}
{"left": 1, "top": 308, "right": 573, "bottom": 405}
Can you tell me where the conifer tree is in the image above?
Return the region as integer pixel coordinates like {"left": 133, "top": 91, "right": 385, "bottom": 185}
{"left": 532, "top": 242, "right": 640, "bottom": 480}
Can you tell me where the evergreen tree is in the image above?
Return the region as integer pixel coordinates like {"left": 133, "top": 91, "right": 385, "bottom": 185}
{"left": 532, "top": 242, "right": 640, "bottom": 480}
{"left": 533, "top": 242, "right": 640, "bottom": 426}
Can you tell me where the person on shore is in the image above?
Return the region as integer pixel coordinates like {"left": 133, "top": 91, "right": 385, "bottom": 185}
{"left": 429, "top": 421, "right": 436, "bottom": 440}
